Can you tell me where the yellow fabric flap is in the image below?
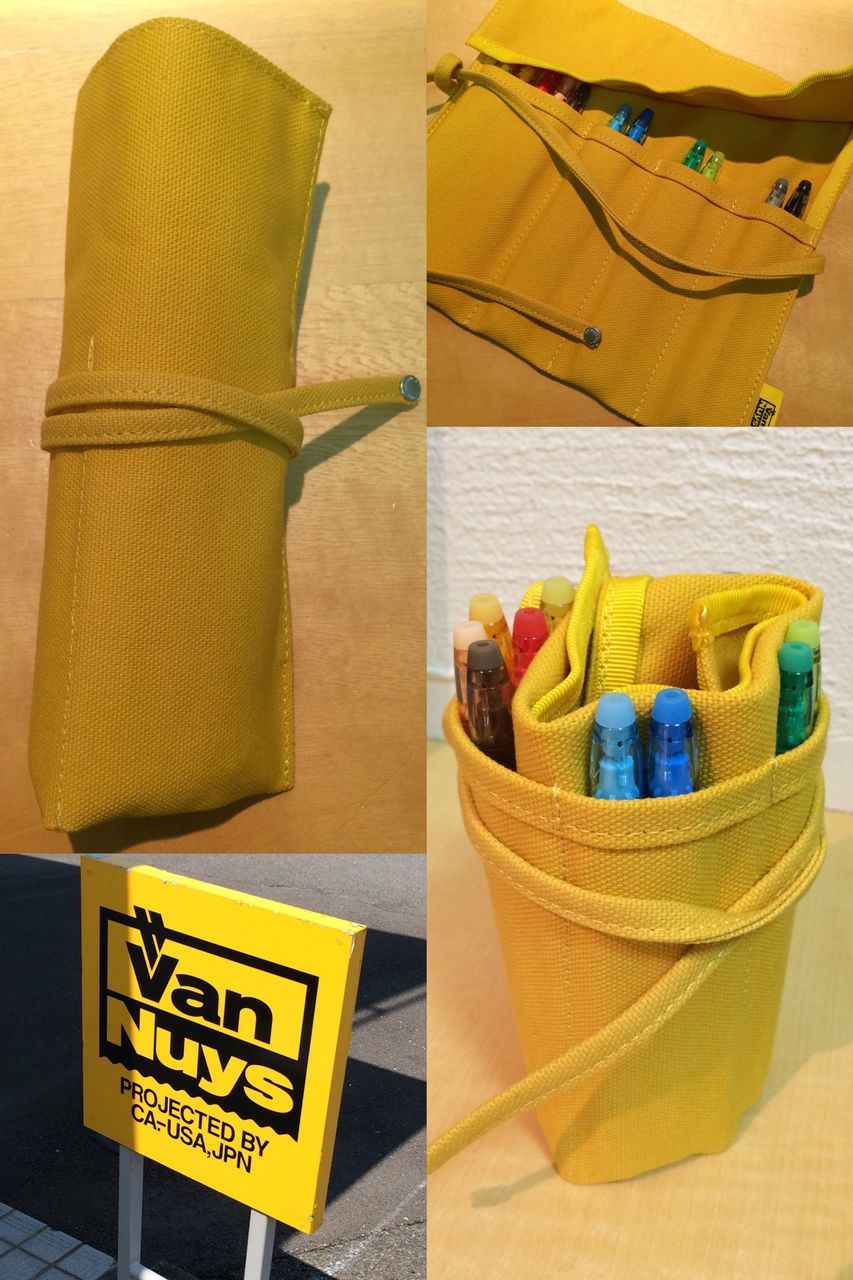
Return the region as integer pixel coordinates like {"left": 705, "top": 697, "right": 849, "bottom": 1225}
{"left": 469, "top": 0, "right": 853, "bottom": 121}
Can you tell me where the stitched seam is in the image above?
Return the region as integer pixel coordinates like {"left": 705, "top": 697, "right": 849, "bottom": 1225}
{"left": 462, "top": 154, "right": 562, "bottom": 328}
{"left": 477, "top": 824, "right": 820, "bottom": 940}
{"left": 55, "top": 451, "right": 88, "bottom": 828}
{"left": 82, "top": 18, "right": 330, "bottom": 118}
{"left": 290, "top": 114, "right": 329, "bottom": 385}
{"left": 281, "top": 468, "right": 293, "bottom": 784}
{"left": 736, "top": 281, "right": 800, "bottom": 426}
{"left": 631, "top": 196, "right": 729, "bottom": 421}
{"left": 465, "top": 767, "right": 814, "bottom": 841}
{"left": 544, "top": 156, "right": 659, "bottom": 373}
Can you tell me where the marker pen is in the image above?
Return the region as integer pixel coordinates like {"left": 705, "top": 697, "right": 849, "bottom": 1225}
{"left": 776, "top": 641, "right": 814, "bottom": 754}
{"left": 765, "top": 178, "right": 789, "bottom": 207}
{"left": 647, "top": 689, "right": 699, "bottom": 797}
{"left": 682, "top": 140, "right": 708, "bottom": 171}
{"left": 607, "top": 103, "right": 632, "bottom": 133}
{"left": 570, "top": 83, "right": 590, "bottom": 112}
{"left": 511, "top": 607, "right": 549, "bottom": 687}
{"left": 785, "top": 620, "right": 821, "bottom": 727}
{"left": 466, "top": 639, "right": 516, "bottom": 770}
{"left": 784, "top": 180, "right": 812, "bottom": 219}
{"left": 700, "top": 151, "right": 725, "bottom": 181}
{"left": 469, "top": 593, "right": 514, "bottom": 679}
{"left": 589, "top": 692, "right": 644, "bottom": 800}
{"left": 626, "top": 108, "right": 654, "bottom": 144}
{"left": 553, "top": 74, "right": 580, "bottom": 104}
{"left": 540, "top": 575, "right": 575, "bottom": 633}
{"left": 453, "top": 620, "right": 488, "bottom": 723}
{"left": 535, "top": 69, "right": 565, "bottom": 94}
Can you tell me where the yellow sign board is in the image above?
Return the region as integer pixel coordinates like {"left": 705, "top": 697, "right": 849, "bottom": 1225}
{"left": 81, "top": 859, "right": 365, "bottom": 1233}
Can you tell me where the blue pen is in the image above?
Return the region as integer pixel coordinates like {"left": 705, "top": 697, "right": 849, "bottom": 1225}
{"left": 626, "top": 108, "right": 654, "bottom": 144}
{"left": 647, "top": 688, "right": 699, "bottom": 797}
{"left": 607, "top": 103, "right": 632, "bottom": 133}
{"left": 590, "top": 692, "right": 644, "bottom": 799}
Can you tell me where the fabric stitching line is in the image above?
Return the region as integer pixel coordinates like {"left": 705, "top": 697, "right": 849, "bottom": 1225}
{"left": 474, "top": 817, "right": 822, "bottom": 941}
{"left": 281, "top": 473, "right": 292, "bottom": 783}
{"left": 521, "top": 944, "right": 733, "bottom": 1114}
{"left": 82, "top": 18, "right": 330, "bottom": 119}
{"left": 736, "top": 280, "right": 801, "bottom": 426}
{"left": 289, "top": 117, "right": 329, "bottom": 386}
{"left": 461, "top": 167, "right": 562, "bottom": 329}
{"left": 466, "top": 763, "right": 815, "bottom": 842}
{"left": 631, "top": 194, "right": 729, "bottom": 420}
{"left": 543, "top": 156, "right": 659, "bottom": 373}
{"left": 55, "top": 451, "right": 88, "bottom": 828}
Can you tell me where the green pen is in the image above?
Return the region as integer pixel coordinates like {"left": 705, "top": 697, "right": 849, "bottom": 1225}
{"left": 785, "top": 620, "right": 821, "bottom": 728}
{"left": 776, "top": 641, "right": 814, "bottom": 754}
{"left": 700, "top": 150, "right": 725, "bottom": 181}
{"left": 682, "top": 140, "right": 708, "bottom": 171}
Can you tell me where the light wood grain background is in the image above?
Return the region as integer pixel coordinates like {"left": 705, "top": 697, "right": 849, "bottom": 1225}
{"left": 0, "top": 0, "right": 425, "bottom": 853}
{"left": 427, "top": 741, "right": 853, "bottom": 1278}
{"left": 427, "top": 0, "right": 853, "bottom": 426}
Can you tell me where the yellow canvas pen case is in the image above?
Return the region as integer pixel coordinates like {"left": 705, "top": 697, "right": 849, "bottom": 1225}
{"left": 428, "top": 0, "right": 853, "bottom": 425}
{"left": 30, "top": 18, "right": 414, "bottom": 831}
{"left": 431, "top": 526, "right": 827, "bottom": 1182}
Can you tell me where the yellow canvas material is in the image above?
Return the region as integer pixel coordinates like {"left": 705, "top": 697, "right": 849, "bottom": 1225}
{"left": 30, "top": 18, "right": 415, "bottom": 832}
{"left": 433, "top": 526, "right": 827, "bottom": 1181}
{"left": 427, "top": 0, "right": 853, "bottom": 426}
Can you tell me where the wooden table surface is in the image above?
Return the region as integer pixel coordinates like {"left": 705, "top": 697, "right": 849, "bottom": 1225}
{"left": 427, "top": 0, "right": 853, "bottom": 426}
{"left": 427, "top": 740, "right": 853, "bottom": 1278}
{"left": 0, "top": 1, "right": 425, "bottom": 853}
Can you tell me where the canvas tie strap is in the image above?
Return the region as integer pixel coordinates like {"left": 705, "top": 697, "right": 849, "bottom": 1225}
{"left": 431, "top": 58, "right": 826, "bottom": 287}
{"left": 42, "top": 370, "right": 421, "bottom": 456}
{"left": 427, "top": 770, "right": 825, "bottom": 1174}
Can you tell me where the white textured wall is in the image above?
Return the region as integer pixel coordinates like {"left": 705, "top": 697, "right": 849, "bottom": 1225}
{"left": 427, "top": 428, "right": 852, "bottom": 811}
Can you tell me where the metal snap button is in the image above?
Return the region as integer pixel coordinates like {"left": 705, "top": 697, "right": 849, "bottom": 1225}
{"left": 400, "top": 374, "right": 421, "bottom": 402}
{"left": 583, "top": 326, "right": 602, "bottom": 350}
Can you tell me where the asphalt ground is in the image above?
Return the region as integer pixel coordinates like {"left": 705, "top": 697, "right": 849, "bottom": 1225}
{"left": 0, "top": 855, "right": 425, "bottom": 1280}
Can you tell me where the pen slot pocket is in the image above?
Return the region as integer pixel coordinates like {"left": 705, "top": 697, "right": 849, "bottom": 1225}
{"left": 438, "top": 525, "right": 829, "bottom": 1182}
{"left": 428, "top": 1, "right": 853, "bottom": 425}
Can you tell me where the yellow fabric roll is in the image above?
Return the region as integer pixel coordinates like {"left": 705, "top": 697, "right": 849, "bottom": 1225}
{"left": 427, "top": 0, "right": 853, "bottom": 425}
{"left": 29, "top": 18, "right": 415, "bottom": 831}
{"left": 433, "top": 526, "right": 827, "bottom": 1182}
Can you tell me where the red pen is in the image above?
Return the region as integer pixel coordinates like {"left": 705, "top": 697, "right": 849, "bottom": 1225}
{"left": 511, "top": 607, "right": 549, "bottom": 687}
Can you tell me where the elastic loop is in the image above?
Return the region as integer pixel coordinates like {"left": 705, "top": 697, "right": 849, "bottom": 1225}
{"left": 42, "top": 371, "right": 419, "bottom": 454}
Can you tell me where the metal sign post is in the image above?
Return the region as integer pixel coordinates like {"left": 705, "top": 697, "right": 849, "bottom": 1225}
{"left": 118, "top": 1146, "right": 277, "bottom": 1280}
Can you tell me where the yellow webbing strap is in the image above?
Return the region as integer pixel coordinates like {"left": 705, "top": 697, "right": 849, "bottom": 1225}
{"left": 426, "top": 770, "right": 825, "bottom": 1175}
{"left": 585, "top": 575, "right": 651, "bottom": 700}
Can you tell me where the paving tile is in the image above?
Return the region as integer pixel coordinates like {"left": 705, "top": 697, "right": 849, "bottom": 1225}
{"left": 0, "top": 1217, "right": 44, "bottom": 1248}
{"left": 56, "top": 1247, "right": 114, "bottom": 1280}
{"left": 0, "top": 1249, "right": 47, "bottom": 1280}
{"left": 0, "top": 1212, "right": 11, "bottom": 1223}
{"left": 0, "top": 1248, "right": 10, "bottom": 1261}
{"left": 21, "top": 1232, "right": 79, "bottom": 1266}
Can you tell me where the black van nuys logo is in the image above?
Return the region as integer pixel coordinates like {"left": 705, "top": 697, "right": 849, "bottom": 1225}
{"left": 99, "top": 905, "right": 318, "bottom": 1139}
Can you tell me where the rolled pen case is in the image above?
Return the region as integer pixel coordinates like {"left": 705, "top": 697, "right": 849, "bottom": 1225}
{"left": 466, "top": 639, "right": 516, "bottom": 769}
